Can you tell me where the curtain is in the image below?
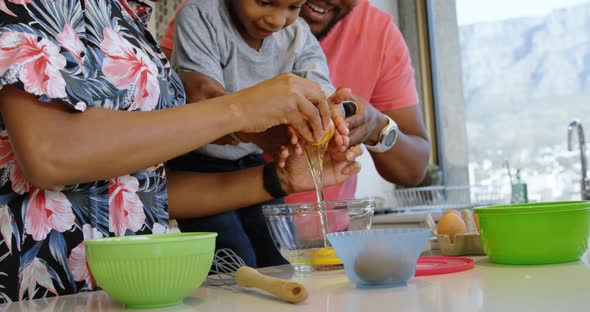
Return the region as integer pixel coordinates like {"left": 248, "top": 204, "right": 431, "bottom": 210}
{"left": 153, "top": 0, "right": 185, "bottom": 40}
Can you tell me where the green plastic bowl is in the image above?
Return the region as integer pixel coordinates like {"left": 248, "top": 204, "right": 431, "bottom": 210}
{"left": 84, "top": 232, "right": 216, "bottom": 308}
{"left": 474, "top": 201, "right": 590, "bottom": 265}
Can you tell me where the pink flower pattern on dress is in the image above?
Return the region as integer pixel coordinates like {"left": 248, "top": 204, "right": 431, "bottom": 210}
{"left": 0, "top": 132, "right": 30, "bottom": 195}
{"left": 0, "top": 205, "right": 16, "bottom": 253}
{"left": 68, "top": 224, "right": 101, "bottom": 290}
{"left": 0, "top": 0, "right": 181, "bottom": 302}
{"left": 100, "top": 27, "right": 160, "bottom": 111}
{"left": 19, "top": 257, "right": 59, "bottom": 300}
{"left": 67, "top": 243, "right": 95, "bottom": 290}
{"left": 109, "top": 175, "right": 146, "bottom": 237}
{"left": 0, "top": 31, "right": 67, "bottom": 98}
{"left": 24, "top": 188, "right": 75, "bottom": 241}
{"left": 55, "top": 23, "right": 84, "bottom": 63}
{"left": 0, "top": 0, "right": 31, "bottom": 17}
{"left": 82, "top": 224, "right": 103, "bottom": 241}
{"left": 151, "top": 222, "right": 168, "bottom": 234}
{"left": 0, "top": 132, "right": 14, "bottom": 165}
{"left": 0, "top": 32, "right": 23, "bottom": 77}
{"left": 9, "top": 162, "right": 29, "bottom": 195}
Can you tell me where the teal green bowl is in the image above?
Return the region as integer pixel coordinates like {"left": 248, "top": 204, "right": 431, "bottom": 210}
{"left": 474, "top": 201, "right": 590, "bottom": 265}
{"left": 84, "top": 232, "right": 216, "bottom": 308}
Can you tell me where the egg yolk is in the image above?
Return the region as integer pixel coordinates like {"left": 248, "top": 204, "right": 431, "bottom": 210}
{"left": 310, "top": 247, "right": 342, "bottom": 265}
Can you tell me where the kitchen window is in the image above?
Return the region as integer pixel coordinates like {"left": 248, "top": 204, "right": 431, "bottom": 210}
{"left": 423, "top": 0, "right": 590, "bottom": 202}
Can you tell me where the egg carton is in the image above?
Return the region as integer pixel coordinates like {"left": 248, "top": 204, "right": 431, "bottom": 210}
{"left": 426, "top": 213, "right": 485, "bottom": 256}
{"left": 437, "top": 233, "right": 485, "bottom": 256}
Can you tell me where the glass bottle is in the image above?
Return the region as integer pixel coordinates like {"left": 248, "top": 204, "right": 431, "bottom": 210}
{"left": 511, "top": 169, "right": 528, "bottom": 203}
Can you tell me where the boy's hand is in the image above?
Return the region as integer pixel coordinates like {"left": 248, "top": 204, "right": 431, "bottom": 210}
{"left": 238, "top": 126, "right": 302, "bottom": 168}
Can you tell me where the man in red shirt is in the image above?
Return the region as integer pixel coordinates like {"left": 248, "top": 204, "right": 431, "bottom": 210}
{"left": 160, "top": 0, "right": 430, "bottom": 202}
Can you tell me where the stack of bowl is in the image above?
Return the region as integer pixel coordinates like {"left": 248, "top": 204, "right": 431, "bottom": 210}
{"left": 474, "top": 201, "right": 590, "bottom": 265}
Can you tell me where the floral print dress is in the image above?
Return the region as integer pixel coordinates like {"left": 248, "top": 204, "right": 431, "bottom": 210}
{"left": 0, "top": 0, "right": 185, "bottom": 302}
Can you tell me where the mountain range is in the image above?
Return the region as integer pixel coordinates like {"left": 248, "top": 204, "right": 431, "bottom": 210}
{"left": 458, "top": 2, "right": 590, "bottom": 155}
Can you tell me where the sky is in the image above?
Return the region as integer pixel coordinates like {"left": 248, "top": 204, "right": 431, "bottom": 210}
{"left": 456, "top": 0, "right": 590, "bottom": 25}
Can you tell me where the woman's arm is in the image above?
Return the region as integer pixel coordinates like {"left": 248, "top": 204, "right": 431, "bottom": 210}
{"left": 176, "top": 71, "right": 300, "bottom": 163}
{"left": 177, "top": 71, "right": 237, "bottom": 145}
{"left": 167, "top": 145, "right": 363, "bottom": 219}
{"left": 0, "top": 73, "right": 329, "bottom": 189}
{"left": 0, "top": 86, "right": 234, "bottom": 188}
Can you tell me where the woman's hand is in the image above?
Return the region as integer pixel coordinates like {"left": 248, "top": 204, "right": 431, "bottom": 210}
{"left": 277, "top": 145, "right": 363, "bottom": 194}
{"left": 234, "top": 73, "right": 331, "bottom": 143}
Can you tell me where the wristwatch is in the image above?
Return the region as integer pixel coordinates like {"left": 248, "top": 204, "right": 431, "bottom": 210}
{"left": 364, "top": 115, "right": 399, "bottom": 153}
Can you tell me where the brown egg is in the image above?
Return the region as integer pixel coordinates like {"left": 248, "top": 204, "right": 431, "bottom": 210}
{"left": 438, "top": 211, "right": 467, "bottom": 243}
{"left": 444, "top": 209, "right": 461, "bottom": 217}
{"left": 474, "top": 213, "right": 480, "bottom": 232}
{"left": 353, "top": 242, "right": 397, "bottom": 284}
{"left": 353, "top": 242, "right": 413, "bottom": 284}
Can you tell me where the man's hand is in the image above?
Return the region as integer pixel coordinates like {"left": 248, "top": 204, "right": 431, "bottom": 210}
{"left": 326, "top": 88, "right": 353, "bottom": 151}
{"left": 344, "top": 94, "right": 388, "bottom": 146}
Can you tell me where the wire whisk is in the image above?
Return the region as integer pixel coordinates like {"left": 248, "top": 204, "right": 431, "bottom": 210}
{"left": 207, "top": 248, "right": 247, "bottom": 287}
{"left": 206, "top": 248, "right": 308, "bottom": 304}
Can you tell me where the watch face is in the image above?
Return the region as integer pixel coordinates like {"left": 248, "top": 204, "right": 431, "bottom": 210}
{"left": 384, "top": 129, "right": 397, "bottom": 146}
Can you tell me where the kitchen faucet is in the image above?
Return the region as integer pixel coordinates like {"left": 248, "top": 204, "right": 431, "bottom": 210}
{"left": 567, "top": 119, "right": 590, "bottom": 200}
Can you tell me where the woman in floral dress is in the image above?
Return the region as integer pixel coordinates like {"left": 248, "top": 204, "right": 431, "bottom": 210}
{"left": 0, "top": 0, "right": 361, "bottom": 302}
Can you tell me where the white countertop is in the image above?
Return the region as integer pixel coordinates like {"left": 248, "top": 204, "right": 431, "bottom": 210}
{"left": 3, "top": 254, "right": 590, "bottom": 312}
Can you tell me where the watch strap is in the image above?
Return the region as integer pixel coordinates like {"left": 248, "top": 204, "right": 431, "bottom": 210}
{"left": 364, "top": 115, "right": 398, "bottom": 153}
{"left": 263, "top": 162, "right": 288, "bottom": 198}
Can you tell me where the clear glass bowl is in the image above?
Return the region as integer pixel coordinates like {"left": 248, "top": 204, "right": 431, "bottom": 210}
{"left": 262, "top": 200, "right": 374, "bottom": 272}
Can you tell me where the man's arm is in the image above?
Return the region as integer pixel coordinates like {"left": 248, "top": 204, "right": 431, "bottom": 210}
{"left": 345, "top": 16, "right": 430, "bottom": 186}
{"left": 371, "top": 106, "right": 429, "bottom": 186}
{"left": 346, "top": 96, "right": 430, "bottom": 187}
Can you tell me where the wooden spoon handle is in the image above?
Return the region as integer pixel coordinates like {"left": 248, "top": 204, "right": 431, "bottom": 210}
{"left": 235, "top": 266, "right": 308, "bottom": 304}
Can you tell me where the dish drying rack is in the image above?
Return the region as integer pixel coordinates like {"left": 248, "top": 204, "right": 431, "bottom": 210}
{"left": 378, "top": 185, "right": 510, "bottom": 215}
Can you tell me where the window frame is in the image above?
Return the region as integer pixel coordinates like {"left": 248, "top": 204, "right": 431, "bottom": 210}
{"left": 398, "top": 0, "right": 470, "bottom": 186}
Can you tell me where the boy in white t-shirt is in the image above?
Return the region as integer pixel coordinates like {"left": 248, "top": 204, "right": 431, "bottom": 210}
{"left": 167, "top": 0, "right": 351, "bottom": 268}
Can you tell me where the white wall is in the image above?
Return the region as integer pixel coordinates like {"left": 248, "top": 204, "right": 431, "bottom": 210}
{"left": 369, "top": 0, "right": 399, "bottom": 20}
{"left": 354, "top": 1, "right": 399, "bottom": 204}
